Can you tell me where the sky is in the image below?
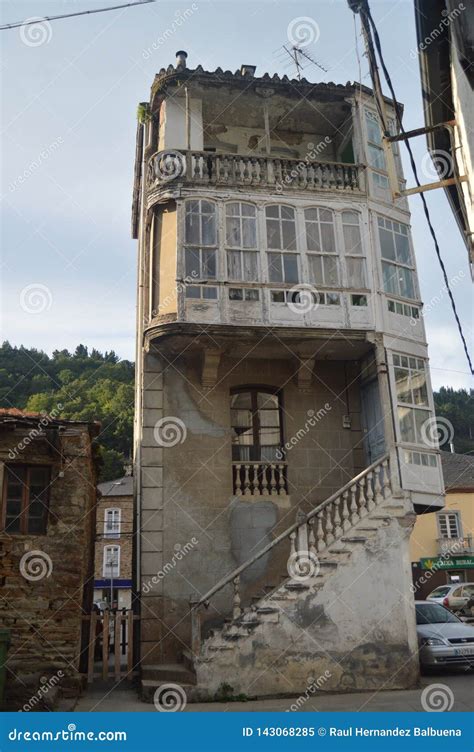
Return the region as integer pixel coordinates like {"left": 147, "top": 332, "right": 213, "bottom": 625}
{"left": 1, "top": 0, "right": 472, "bottom": 390}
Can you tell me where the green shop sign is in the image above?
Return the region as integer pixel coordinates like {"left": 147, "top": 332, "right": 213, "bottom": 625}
{"left": 420, "top": 556, "right": 474, "bottom": 571}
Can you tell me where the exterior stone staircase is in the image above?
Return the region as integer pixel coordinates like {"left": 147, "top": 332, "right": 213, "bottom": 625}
{"left": 142, "top": 455, "right": 419, "bottom": 702}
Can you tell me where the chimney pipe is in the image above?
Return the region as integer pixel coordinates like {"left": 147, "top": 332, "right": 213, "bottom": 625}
{"left": 176, "top": 50, "right": 188, "bottom": 68}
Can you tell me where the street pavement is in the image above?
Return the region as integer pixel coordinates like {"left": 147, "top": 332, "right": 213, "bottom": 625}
{"left": 74, "top": 669, "right": 473, "bottom": 712}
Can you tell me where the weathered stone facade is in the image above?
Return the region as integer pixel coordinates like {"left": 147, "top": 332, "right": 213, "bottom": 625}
{"left": 132, "top": 53, "right": 445, "bottom": 698}
{"left": 0, "top": 410, "right": 98, "bottom": 709}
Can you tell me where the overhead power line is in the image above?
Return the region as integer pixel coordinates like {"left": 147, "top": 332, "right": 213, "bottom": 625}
{"left": 0, "top": 0, "right": 155, "bottom": 31}
{"left": 353, "top": 0, "right": 473, "bottom": 375}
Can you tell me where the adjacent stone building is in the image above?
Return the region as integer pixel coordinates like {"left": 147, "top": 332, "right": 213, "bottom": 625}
{"left": 132, "top": 53, "right": 445, "bottom": 699}
{"left": 0, "top": 409, "right": 99, "bottom": 709}
{"left": 94, "top": 474, "right": 133, "bottom": 610}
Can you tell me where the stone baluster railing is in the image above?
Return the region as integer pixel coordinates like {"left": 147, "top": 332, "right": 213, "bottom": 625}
{"left": 190, "top": 454, "right": 391, "bottom": 654}
{"left": 148, "top": 150, "right": 365, "bottom": 193}
{"left": 232, "top": 462, "right": 288, "bottom": 497}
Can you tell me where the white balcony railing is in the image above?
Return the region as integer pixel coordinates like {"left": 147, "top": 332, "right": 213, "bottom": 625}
{"left": 147, "top": 150, "right": 365, "bottom": 194}
{"left": 232, "top": 461, "right": 288, "bottom": 496}
{"left": 438, "top": 536, "right": 473, "bottom": 556}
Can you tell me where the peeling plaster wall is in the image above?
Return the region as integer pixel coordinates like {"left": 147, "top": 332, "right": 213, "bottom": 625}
{"left": 194, "top": 515, "right": 419, "bottom": 698}
{"left": 204, "top": 124, "right": 335, "bottom": 160}
{"left": 139, "top": 350, "right": 365, "bottom": 663}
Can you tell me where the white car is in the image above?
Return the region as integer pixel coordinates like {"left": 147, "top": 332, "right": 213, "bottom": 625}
{"left": 426, "top": 583, "right": 474, "bottom": 613}
{"left": 416, "top": 601, "right": 474, "bottom": 670}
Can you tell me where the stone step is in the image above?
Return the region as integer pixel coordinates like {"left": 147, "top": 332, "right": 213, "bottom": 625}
{"left": 141, "top": 663, "right": 197, "bottom": 685}
{"left": 341, "top": 536, "right": 368, "bottom": 543}
{"left": 141, "top": 678, "right": 196, "bottom": 704}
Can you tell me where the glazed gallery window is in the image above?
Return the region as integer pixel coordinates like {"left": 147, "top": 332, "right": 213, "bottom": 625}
{"left": 342, "top": 211, "right": 367, "bottom": 288}
{"left": 184, "top": 200, "right": 216, "bottom": 246}
{"left": 103, "top": 545, "right": 120, "bottom": 578}
{"left": 184, "top": 200, "right": 218, "bottom": 299}
{"left": 230, "top": 388, "right": 283, "bottom": 462}
{"left": 305, "top": 207, "right": 339, "bottom": 287}
{"left": 226, "top": 202, "right": 258, "bottom": 282}
{"left": 104, "top": 508, "right": 121, "bottom": 539}
{"left": 437, "top": 511, "right": 461, "bottom": 540}
{"left": 378, "top": 216, "right": 417, "bottom": 300}
{"left": 393, "top": 353, "right": 431, "bottom": 445}
{"left": 3, "top": 465, "right": 50, "bottom": 534}
{"left": 265, "top": 205, "right": 297, "bottom": 250}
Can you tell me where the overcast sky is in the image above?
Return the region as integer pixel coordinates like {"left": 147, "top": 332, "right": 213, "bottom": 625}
{"left": 1, "top": 0, "right": 472, "bottom": 389}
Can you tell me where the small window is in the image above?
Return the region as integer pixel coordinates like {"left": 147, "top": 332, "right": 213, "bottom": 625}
{"left": 305, "top": 208, "right": 339, "bottom": 287}
{"left": 351, "top": 294, "right": 367, "bottom": 307}
{"left": 185, "top": 248, "right": 216, "bottom": 280}
{"left": 3, "top": 465, "right": 51, "bottom": 535}
{"left": 378, "top": 216, "right": 417, "bottom": 301}
{"left": 438, "top": 511, "right": 461, "bottom": 540}
{"left": 103, "top": 545, "right": 120, "bottom": 578}
{"left": 185, "top": 285, "right": 218, "bottom": 300}
{"left": 229, "top": 288, "right": 259, "bottom": 302}
{"left": 104, "top": 508, "right": 121, "bottom": 539}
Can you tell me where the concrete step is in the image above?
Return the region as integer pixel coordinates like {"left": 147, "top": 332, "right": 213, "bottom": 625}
{"left": 341, "top": 536, "right": 368, "bottom": 543}
{"left": 141, "top": 663, "right": 197, "bottom": 685}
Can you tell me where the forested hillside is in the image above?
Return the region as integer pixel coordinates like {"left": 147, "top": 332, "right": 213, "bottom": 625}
{"left": 0, "top": 341, "right": 471, "bottom": 481}
{"left": 0, "top": 342, "right": 134, "bottom": 480}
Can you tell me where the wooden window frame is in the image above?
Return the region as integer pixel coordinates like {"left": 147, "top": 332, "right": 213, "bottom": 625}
{"left": 230, "top": 385, "right": 284, "bottom": 462}
{"left": 104, "top": 507, "right": 121, "bottom": 539}
{"left": 2, "top": 464, "right": 51, "bottom": 535}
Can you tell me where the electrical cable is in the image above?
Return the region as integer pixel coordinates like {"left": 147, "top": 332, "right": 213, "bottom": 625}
{"left": 0, "top": 1, "right": 155, "bottom": 31}
{"left": 358, "top": 2, "right": 473, "bottom": 374}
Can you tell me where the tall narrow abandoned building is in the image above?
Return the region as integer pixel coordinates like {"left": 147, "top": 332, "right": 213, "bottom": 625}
{"left": 132, "top": 52, "right": 445, "bottom": 699}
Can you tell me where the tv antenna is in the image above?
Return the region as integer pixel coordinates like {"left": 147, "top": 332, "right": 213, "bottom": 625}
{"left": 281, "top": 45, "right": 328, "bottom": 80}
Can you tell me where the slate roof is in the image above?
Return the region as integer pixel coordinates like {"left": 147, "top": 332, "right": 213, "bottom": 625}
{"left": 441, "top": 452, "right": 474, "bottom": 491}
{"left": 97, "top": 476, "right": 133, "bottom": 497}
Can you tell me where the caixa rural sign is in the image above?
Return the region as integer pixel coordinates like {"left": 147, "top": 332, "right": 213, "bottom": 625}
{"left": 420, "top": 556, "right": 474, "bottom": 570}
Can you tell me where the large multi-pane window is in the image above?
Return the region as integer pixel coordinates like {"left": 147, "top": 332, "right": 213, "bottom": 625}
{"left": 184, "top": 200, "right": 218, "bottom": 299}
{"left": 3, "top": 465, "right": 50, "bottom": 534}
{"left": 304, "top": 207, "right": 339, "bottom": 287}
{"left": 393, "top": 353, "right": 432, "bottom": 445}
{"left": 342, "top": 210, "right": 367, "bottom": 288}
{"left": 230, "top": 388, "right": 283, "bottom": 462}
{"left": 226, "top": 202, "right": 259, "bottom": 282}
{"left": 378, "top": 216, "right": 417, "bottom": 300}
{"left": 265, "top": 205, "right": 299, "bottom": 284}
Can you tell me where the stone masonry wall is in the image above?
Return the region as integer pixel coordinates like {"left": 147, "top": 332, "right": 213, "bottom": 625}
{"left": 0, "top": 421, "right": 97, "bottom": 709}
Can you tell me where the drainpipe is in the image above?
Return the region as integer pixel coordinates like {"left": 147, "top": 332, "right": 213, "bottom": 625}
{"left": 133, "top": 113, "right": 147, "bottom": 656}
{"left": 185, "top": 86, "right": 191, "bottom": 150}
